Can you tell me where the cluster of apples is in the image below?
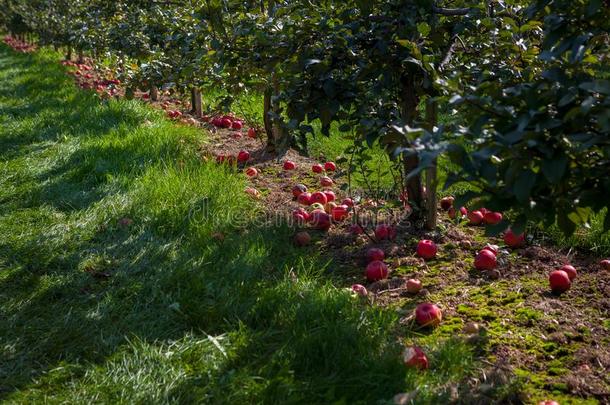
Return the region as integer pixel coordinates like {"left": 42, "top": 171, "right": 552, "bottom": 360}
{"left": 3, "top": 36, "right": 35, "bottom": 52}
{"left": 208, "top": 115, "right": 244, "bottom": 130}
{"left": 292, "top": 185, "right": 351, "bottom": 233}
{"left": 402, "top": 303, "right": 443, "bottom": 369}
{"left": 549, "top": 264, "right": 578, "bottom": 294}
{"left": 441, "top": 196, "right": 503, "bottom": 225}
{"left": 166, "top": 110, "right": 183, "bottom": 119}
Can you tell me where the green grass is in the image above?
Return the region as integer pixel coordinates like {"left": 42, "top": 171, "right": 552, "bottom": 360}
{"left": 0, "top": 45, "right": 479, "bottom": 403}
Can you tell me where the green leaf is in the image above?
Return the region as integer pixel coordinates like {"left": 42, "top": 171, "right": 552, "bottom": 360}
{"left": 513, "top": 170, "right": 536, "bottom": 203}
{"left": 417, "top": 22, "right": 431, "bottom": 37}
{"left": 541, "top": 156, "right": 567, "bottom": 184}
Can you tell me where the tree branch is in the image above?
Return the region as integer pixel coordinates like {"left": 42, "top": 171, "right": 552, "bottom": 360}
{"left": 433, "top": 6, "right": 473, "bottom": 16}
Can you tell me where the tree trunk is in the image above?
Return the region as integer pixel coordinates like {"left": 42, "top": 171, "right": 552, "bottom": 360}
{"left": 264, "top": 74, "right": 290, "bottom": 154}
{"left": 400, "top": 76, "right": 423, "bottom": 217}
{"left": 150, "top": 85, "right": 159, "bottom": 102}
{"left": 424, "top": 99, "right": 439, "bottom": 230}
{"left": 191, "top": 88, "right": 202, "bottom": 117}
{"left": 66, "top": 47, "right": 72, "bottom": 61}
{"left": 77, "top": 50, "right": 84, "bottom": 63}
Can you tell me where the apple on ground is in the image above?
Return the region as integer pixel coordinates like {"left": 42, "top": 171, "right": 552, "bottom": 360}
{"left": 331, "top": 205, "right": 349, "bottom": 221}
{"left": 294, "top": 231, "right": 311, "bottom": 246}
{"left": 310, "top": 210, "right": 331, "bottom": 231}
{"left": 312, "top": 164, "right": 324, "bottom": 173}
{"left": 245, "top": 167, "right": 258, "bottom": 177}
{"left": 504, "top": 229, "right": 525, "bottom": 248}
{"left": 324, "top": 202, "right": 337, "bottom": 214}
{"left": 484, "top": 211, "right": 503, "bottom": 225}
{"left": 468, "top": 210, "right": 484, "bottom": 225}
{"left": 324, "top": 161, "right": 336, "bottom": 171}
{"left": 538, "top": 401, "right": 560, "bottom": 405}
{"left": 231, "top": 120, "right": 243, "bottom": 130}
{"left": 366, "top": 248, "right": 385, "bottom": 262}
{"left": 292, "top": 208, "right": 310, "bottom": 223}
{"left": 310, "top": 203, "right": 325, "bottom": 211}
{"left": 416, "top": 240, "right": 437, "bottom": 260}
{"left": 440, "top": 196, "right": 454, "bottom": 211}
{"left": 406, "top": 279, "right": 422, "bottom": 294}
{"left": 349, "top": 224, "right": 364, "bottom": 235}
{"left": 244, "top": 187, "right": 260, "bottom": 198}
{"left": 365, "top": 260, "right": 389, "bottom": 282}
{"left": 351, "top": 284, "right": 368, "bottom": 297}
{"left": 403, "top": 346, "right": 428, "bottom": 369}
{"left": 297, "top": 192, "right": 312, "bottom": 206}
{"left": 549, "top": 270, "right": 571, "bottom": 293}
{"left": 481, "top": 244, "right": 499, "bottom": 256}
{"left": 283, "top": 160, "right": 297, "bottom": 170}
{"left": 310, "top": 191, "right": 328, "bottom": 205}
{"left": 474, "top": 250, "right": 497, "bottom": 270}
{"left": 559, "top": 264, "right": 577, "bottom": 281}
{"left": 292, "top": 184, "right": 308, "bottom": 198}
{"left": 323, "top": 190, "right": 335, "bottom": 202}
{"left": 414, "top": 303, "right": 442, "bottom": 327}
{"left": 375, "top": 224, "right": 396, "bottom": 241}
{"left": 342, "top": 198, "right": 354, "bottom": 207}
{"left": 221, "top": 118, "right": 232, "bottom": 128}
{"left": 247, "top": 128, "right": 257, "bottom": 138}
{"left": 601, "top": 259, "right": 610, "bottom": 270}
{"left": 237, "top": 150, "right": 250, "bottom": 162}
{"left": 320, "top": 176, "right": 333, "bottom": 187}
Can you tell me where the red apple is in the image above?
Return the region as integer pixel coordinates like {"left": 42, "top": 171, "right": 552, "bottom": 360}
{"left": 538, "top": 401, "right": 560, "bottom": 405}
{"left": 323, "top": 190, "right": 336, "bottom": 202}
{"left": 324, "top": 161, "right": 336, "bottom": 171}
{"left": 283, "top": 160, "right": 297, "bottom": 170}
{"left": 312, "top": 164, "right": 324, "bottom": 173}
{"left": 342, "top": 198, "right": 354, "bottom": 207}
{"left": 403, "top": 346, "right": 428, "bottom": 369}
{"left": 559, "top": 264, "right": 577, "bottom": 281}
{"left": 375, "top": 224, "right": 396, "bottom": 241}
{"left": 292, "top": 184, "right": 308, "bottom": 198}
{"left": 549, "top": 270, "right": 571, "bottom": 293}
{"left": 221, "top": 118, "right": 232, "bottom": 128}
{"left": 484, "top": 211, "right": 503, "bottom": 225}
{"left": 323, "top": 202, "right": 336, "bottom": 214}
{"left": 310, "top": 210, "right": 331, "bottom": 231}
{"left": 331, "top": 205, "right": 349, "bottom": 221}
{"left": 245, "top": 167, "right": 258, "bottom": 177}
{"left": 600, "top": 259, "right": 610, "bottom": 270}
{"left": 349, "top": 224, "right": 364, "bottom": 235}
{"left": 310, "top": 191, "right": 328, "bottom": 205}
{"left": 474, "top": 250, "right": 497, "bottom": 270}
{"left": 416, "top": 240, "right": 437, "bottom": 260}
{"left": 294, "top": 231, "right": 311, "bottom": 247}
{"left": 320, "top": 176, "right": 333, "bottom": 187}
{"left": 297, "top": 192, "right": 312, "bottom": 206}
{"left": 292, "top": 208, "right": 310, "bottom": 223}
{"left": 237, "top": 150, "right": 250, "bottom": 163}
{"left": 415, "top": 303, "right": 442, "bottom": 327}
{"left": 366, "top": 248, "right": 385, "bottom": 262}
{"left": 244, "top": 187, "right": 260, "bottom": 198}
{"left": 351, "top": 284, "right": 368, "bottom": 297}
{"left": 406, "top": 279, "right": 423, "bottom": 294}
{"left": 468, "top": 210, "right": 484, "bottom": 225}
{"left": 231, "top": 120, "right": 243, "bottom": 130}
{"left": 365, "top": 260, "right": 389, "bottom": 282}
{"left": 440, "top": 196, "right": 454, "bottom": 211}
{"left": 504, "top": 229, "right": 525, "bottom": 248}
{"left": 481, "top": 244, "right": 499, "bottom": 256}
{"left": 247, "top": 128, "right": 257, "bottom": 138}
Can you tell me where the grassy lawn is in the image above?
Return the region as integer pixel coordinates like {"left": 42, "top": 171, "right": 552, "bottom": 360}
{"left": 0, "top": 46, "right": 482, "bottom": 403}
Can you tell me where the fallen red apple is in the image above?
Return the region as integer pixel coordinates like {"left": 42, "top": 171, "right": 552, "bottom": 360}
{"left": 415, "top": 303, "right": 442, "bottom": 327}
{"left": 406, "top": 279, "right": 423, "bottom": 294}
{"left": 283, "top": 160, "right": 297, "bottom": 170}
{"left": 365, "top": 260, "right": 389, "bottom": 282}
{"left": 247, "top": 128, "right": 257, "bottom": 138}
{"left": 559, "top": 264, "right": 577, "bottom": 281}
{"left": 403, "top": 346, "right": 428, "bottom": 369}
{"left": 416, "top": 240, "right": 437, "bottom": 260}
{"left": 320, "top": 176, "right": 333, "bottom": 187}
{"left": 221, "top": 118, "right": 232, "bottom": 128}
{"left": 292, "top": 184, "right": 308, "bottom": 198}
{"left": 537, "top": 401, "right": 560, "bottom": 405}
{"left": 331, "top": 205, "right": 349, "bottom": 221}
{"left": 349, "top": 224, "right": 364, "bottom": 235}
{"left": 504, "top": 229, "right": 525, "bottom": 248}
{"left": 324, "top": 202, "right": 337, "bottom": 214}
{"left": 474, "top": 250, "right": 497, "bottom": 270}
{"left": 549, "top": 270, "right": 571, "bottom": 293}
{"left": 310, "top": 210, "right": 331, "bottom": 231}
{"left": 440, "top": 196, "right": 454, "bottom": 211}
{"left": 294, "top": 231, "right": 311, "bottom": 246}
{"left": 323, "top": 190, "right": 336, "bottom": 202}
{"left": 375, "top": 224, "right": 396, "bottom": 241}
{"left": 366, "top": 248, "right": 385, "bottom": 262}
{"left": 351, "top": 284, "right": 368, "bottom": 297}
{"left": 297, "top": 192, "right": 312, "bottom": 206}
{"left": 341, "top": 198, "right": 354, "bottom": 207}
{"left": 312, "top": 164, "right": 324, "bottom": 173}
{"left": 468, "top": 210, "right": 484, "bottom": 225}
{"left": 484, "top": 211, "right": 503, "bottom": 225}
{"left": 324, "top": 161, "right": 336, "bottom": 171}
{"left": 310, "top": 191, "right": 328, "bottom": 205}
{"left": 244, "top": 187, "right": 260, "bottom": 198}
{"left": 237, "top": 150, "right": 250, "bottom": 163}
{"left": 481, "top": 244, "right": 499, "bottom": 256}
{"left": 601, "top": 259, "right": 610, "bottom": 270}
{"left": 292, "top": 208, "right": 310, "bottom": 223}
{"left": 231, "top": 121, "right": 243, "bottom": 130}
{"left": 245, "top": 167, "right": 258, "bottom": 177}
